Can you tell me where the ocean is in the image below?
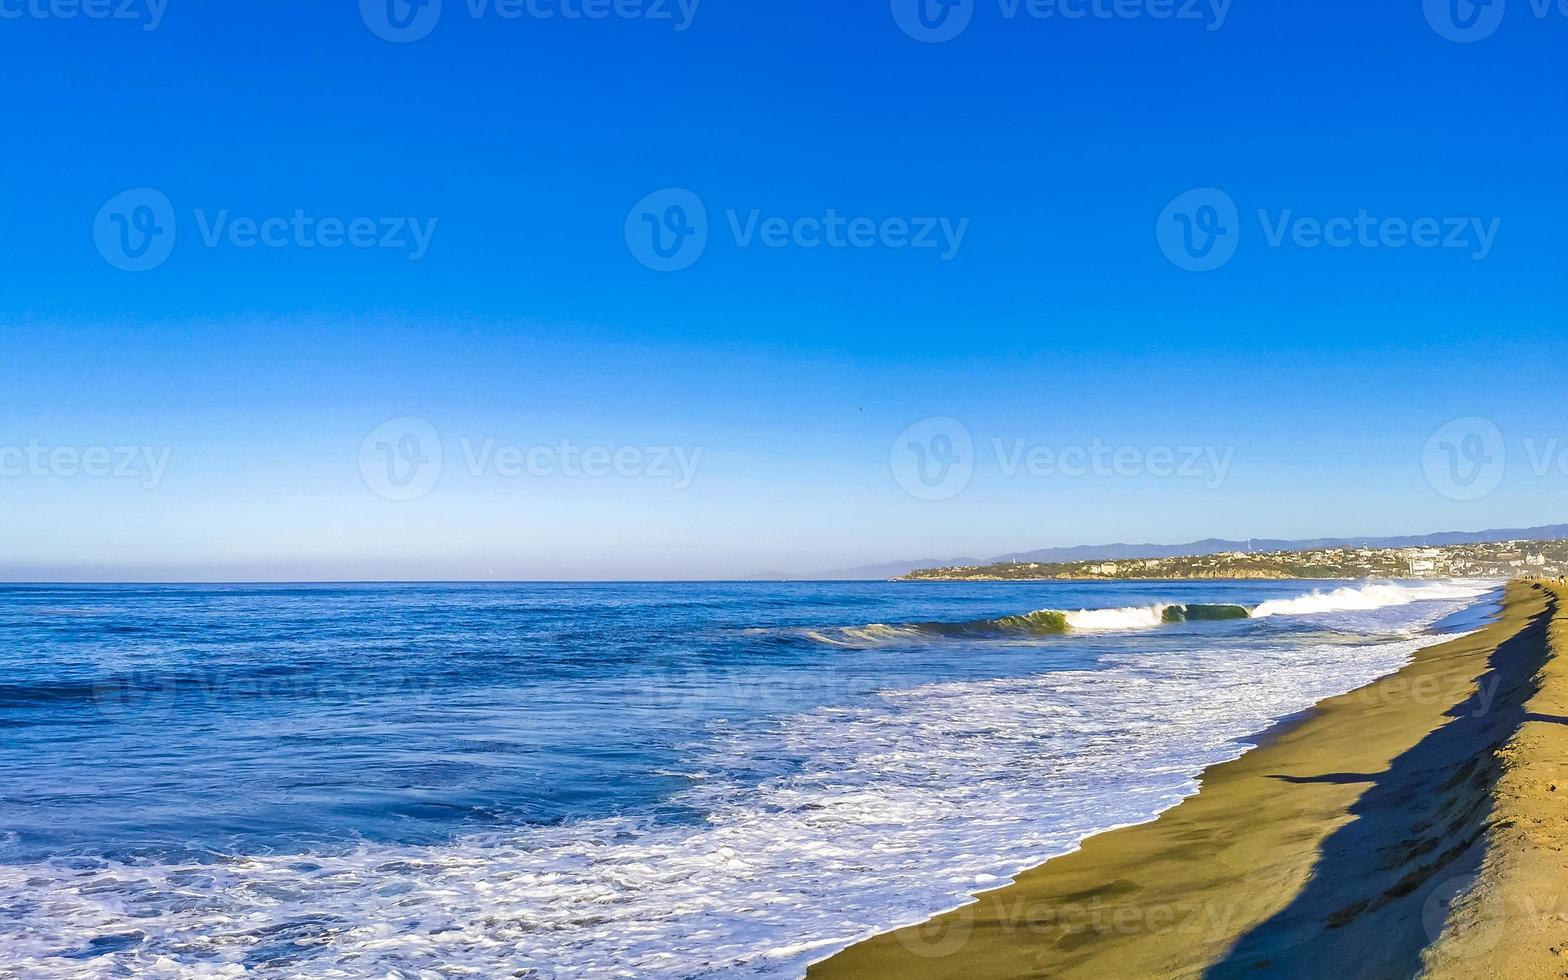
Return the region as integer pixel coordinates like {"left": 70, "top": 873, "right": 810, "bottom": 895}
{"left": 0, "top": 579, "right": 1495, "bottom": 978}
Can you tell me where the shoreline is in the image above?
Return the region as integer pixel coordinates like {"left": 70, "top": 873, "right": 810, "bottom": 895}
{"left": 810, "top": 580, "right": 1565, "bottom": 979}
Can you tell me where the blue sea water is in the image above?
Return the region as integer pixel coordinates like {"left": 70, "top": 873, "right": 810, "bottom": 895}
{"left": 0, "top": 579, "right": 1495, "bottom": 978}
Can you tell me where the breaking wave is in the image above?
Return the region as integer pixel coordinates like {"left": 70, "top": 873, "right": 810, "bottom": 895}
{"left": 1250, "top": 581, "right": 1493, "bottom": 619}
{"left": 804, "top": 581, "right": 1494, "bottom": 647}
{"left": 803, "top": 603, "right": 1249, "bottom": 645}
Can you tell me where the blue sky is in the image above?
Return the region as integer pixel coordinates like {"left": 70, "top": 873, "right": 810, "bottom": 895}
{"left": 1, "top": 1, "right": 1564, "bottom": 580}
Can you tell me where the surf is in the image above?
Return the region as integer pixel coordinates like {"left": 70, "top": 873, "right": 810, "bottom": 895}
{"left": 1250, "top": 581, "right": 1492, "bottom": 618}
{"left": 803, "top": 581, "right": 1492, "bottom": 646}
{"left": 803, "top": 602, "right": 1251, "bottom": 645}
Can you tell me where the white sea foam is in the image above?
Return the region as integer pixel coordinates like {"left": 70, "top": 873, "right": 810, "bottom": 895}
{"left": 1061, "top": 603, "right": 1170, "bottom": 631}
{"left": 0, "top": 593, "right": 1486, "bottom": 980}
{"left": 1250, "top": 580, "right": 1492, "bottom": 619}
{"left": 805, "top": 581, "right": 1497, "bottom": 647}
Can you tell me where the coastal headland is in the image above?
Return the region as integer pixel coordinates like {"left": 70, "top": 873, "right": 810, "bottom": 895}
{"left": 811, "top": 580, "right": 1568, "bottom": 979}
{"left": 899, "top": 539, "right": 1568, "bottom": 581}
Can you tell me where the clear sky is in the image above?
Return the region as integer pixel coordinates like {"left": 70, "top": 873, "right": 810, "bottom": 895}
{"left": 1, "top": 1, "right": 1564, "bottom": 580}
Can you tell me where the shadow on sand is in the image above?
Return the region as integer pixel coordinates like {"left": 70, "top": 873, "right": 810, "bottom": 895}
{"left": 1205, "top": 594, "right": 1555, "bottom": 980}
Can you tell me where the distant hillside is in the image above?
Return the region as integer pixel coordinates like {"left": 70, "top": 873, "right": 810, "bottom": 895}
{"left": 903, "top": 538, "right": 1568, "bottom": 582}
{"left": 813, "top": 524, "right": 1568, "bottom": 580}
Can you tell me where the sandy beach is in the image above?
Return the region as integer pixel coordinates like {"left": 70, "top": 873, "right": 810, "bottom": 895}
{"left": 811, "top": 580, "right": 1568, "bottom": 979}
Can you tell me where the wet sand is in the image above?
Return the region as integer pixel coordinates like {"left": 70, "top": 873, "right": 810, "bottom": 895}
{"left": 810, "top": 580, "right": 1566, "bottom": 979}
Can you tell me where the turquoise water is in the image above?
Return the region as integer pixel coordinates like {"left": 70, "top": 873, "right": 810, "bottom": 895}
{"left": 0, "top": 579, "right": 1493, "bottom": 978}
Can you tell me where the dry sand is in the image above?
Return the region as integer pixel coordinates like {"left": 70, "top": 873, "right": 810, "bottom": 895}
{"left": 809, "top": 580, "right": 1567, "bottom": 980}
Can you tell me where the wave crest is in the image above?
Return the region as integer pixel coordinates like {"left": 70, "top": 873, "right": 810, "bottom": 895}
{"left": 1251, "top": 582, "right": 1492, "bottom": 619}
{"left": 801, "top": 581, "right": 1492, "bottom": 647}
{"left": 803, "top": 603, "right": 1250, "bottom": 645}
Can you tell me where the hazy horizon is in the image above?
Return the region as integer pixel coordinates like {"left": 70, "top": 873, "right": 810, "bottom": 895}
{"left": 3, "top": 520, "right": 1561, "bottom": 583}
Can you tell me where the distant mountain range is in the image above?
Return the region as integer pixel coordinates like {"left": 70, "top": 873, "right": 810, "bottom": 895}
{"left": 810, "top": 524, "right": 1568, "bottom": 580}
